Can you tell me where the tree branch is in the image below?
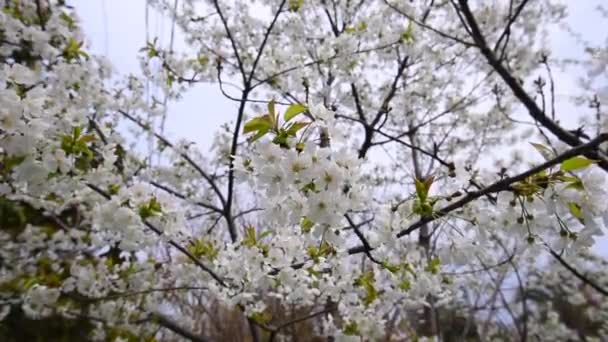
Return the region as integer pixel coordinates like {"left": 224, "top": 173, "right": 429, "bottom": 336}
{"left": 396, "top": 133, "right": 608, "bottom": 238}
{"left": 156, "top": 314, "right": 212, "bottom": 342}
{"left": 548, "top": 248, "right": 608, "bottom": 297}
{"left": 456, "top": 0, "right": 608, "bottom": 172}
{"left": 86, "top": 183, "right": 227, "bottom": 287}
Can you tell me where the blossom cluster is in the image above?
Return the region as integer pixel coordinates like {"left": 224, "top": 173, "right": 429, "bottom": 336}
{"left": 1, "top": 0, "right": 608, "bottom": 341}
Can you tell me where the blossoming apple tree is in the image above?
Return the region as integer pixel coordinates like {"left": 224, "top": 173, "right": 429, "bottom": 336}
{"left": 1, "top": 0, "right": 608, "bottom": 340}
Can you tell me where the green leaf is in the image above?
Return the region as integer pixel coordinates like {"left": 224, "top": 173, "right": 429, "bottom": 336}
{"left": 307, "top": 245, "right": 320, "bottom": 261}
{"left": 63, "top": 38, "right": 88, "bottom": 61}
{"left": 188, "top": 238, "right": 218, "bottom": 261}
{"left": 306, "top": 266, "right": 321, "bottom": 278}
{"left": 354, "top": 270, "right": 378, "bottom": 306}
{"left": 568, "top": 202, "right": 584, "bottom": 223}
{"left": 564, "top": 177, "right": 585, "bottom": 191}
{"left": 166, "top": 73, "right": 175, "bottom": 87}
{"left": 73, "top": 125, "right": 82, "bottom": 140}
{"left": 398, "top": 279, "right": 411, "bottom": 291}
{"left": 285, "top": 121, "right": 310, "bottom": 136}
{"left": 78, "top": 134, "right": 97, "bottom": 144}
{"left": 560, "top": 156, "right": 595, "bottom": 172}
{"left": 284, "top": 103, "right": 308, "bottom": 122}
{"left": 250, "top": 127, "right": 270, "bottom": 142}
{"left": 344, "top": 321, "right": 360, "bottom": 336}
{"left": 108, "top": 184, "right": 121, "bottom": 195}
{"left": 401, "top": 21, "right": 414, "bottom": 44}
{"left": 425, "top": 256, "right": 441, "bottom": 275}
{"left": 59, "top": 12, "right": 76, "bottom": 30}
{"left": 414, "top": 176, "right": 433, "bottom": 202}
{"left": 289, "top": 0, "right": 304, "bottom": 12}
{"left": 272, "top": 130, "right": 290, "bottom": 148}
{"left": 243, "top": 115, "right": 273, "bottom": 134}
{"left": 529, "top": 142, "right": 554, "bottom": 160}
{"left": 382, "top": 261, "right": 400, "bottom": 274}
{"left": 414, "top": 179, "right": 426, "bottom": 202}
{"left": 267, "top": 99, "right": 276, "bottom": 117}
{"left": 139, "top": 197, "right": 162, "bottom": 219}
{"left": 259, "top": 230, "right": 272, "bottom": 239}
{"left": 402, "top": 262, "right": 416, "bottom": 277}
{"left": 142, "top": 39, "right": 159, "bottom": 58}
{"left": 243, "top": 225, "right": 257, "bottom": 248}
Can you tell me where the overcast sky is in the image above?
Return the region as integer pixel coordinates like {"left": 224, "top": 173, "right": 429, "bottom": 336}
{"left": 74, "top": 0, "right": 236, "bottom": 153}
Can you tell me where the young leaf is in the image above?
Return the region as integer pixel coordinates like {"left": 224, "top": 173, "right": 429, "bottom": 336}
{"left": 250, "top": 127, "right": 270, "bottom": 142}
{"left": 425, "top": 256, "right": 441, "bottom": 274}
{"left": 382, "top": 261, "right": 400, "bottom": 274}
{"left": 414, "top": 178, "right": 427, "bottom": 202}
{"left": 529, "top": 142, "right": 554, "bottom": 161}
{"left": 560, "top": 156, "right": 594, "bottom": 172}
{"left": 267, "top": 99, "right": 276, "bottom": 117}
{"left": 414, "top": 176, "right": 433, "bottom": 202}
{"left": 259, "top": 230, "right": 272, "bottom": 239}
{"left": 344, "top": 321, "right": 359, "bottom": 336}
{"left": 139, "top": 197, "right": 162, "bottom": 219}
{"left": 565, "top": 178, "right": 585, "bottom": 191}
{"left": 243, "top": 115, "right": 273, "bottom": 134}
{"left": 568, "top": 202, "right": 584, "bottom": 223}
{"left": 289, "top": 0, "right": 304, "bottom": 11}
{"left": 243, "top": 225, "right": 257, "bottom": 247}
{"left": 73, "top": 125, "right": 82, "bottom": 140}
{"left": 78, "top": 134, "right": 97, "bottom": 144}
{"left": 284, "top": 103, "right": 307, "bottom": 122}
{"left": 401, "top": 21, "right": 414, "bottom": 44}
{"left": 286, "top": 121, "right": 309, "bottom": 136}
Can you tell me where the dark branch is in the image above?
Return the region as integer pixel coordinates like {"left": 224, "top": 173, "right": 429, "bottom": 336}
{"left": 548, "top": 248, "right": 608, "bottom": 297}
{"left": 156, "top": 314, "right": 212, "bottom": 342}
{"left": 86, "top": 183, "right": 227, "bottom": 287}
{"left": 396, "top": 133, "right": 608, "bottom": 238}
{"left": 345, "top": 214, "right": 383, "bottom": 265}
{"left": 456, "top": 0, "right": 608, "bottom": 172}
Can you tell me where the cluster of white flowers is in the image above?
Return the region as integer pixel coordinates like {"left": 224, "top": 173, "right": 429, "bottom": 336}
{"left": 1, "top": 0, "right": 608, "bottom": 340}
{"left": 0, "top": 1, "right": 175, "bottom": 338}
